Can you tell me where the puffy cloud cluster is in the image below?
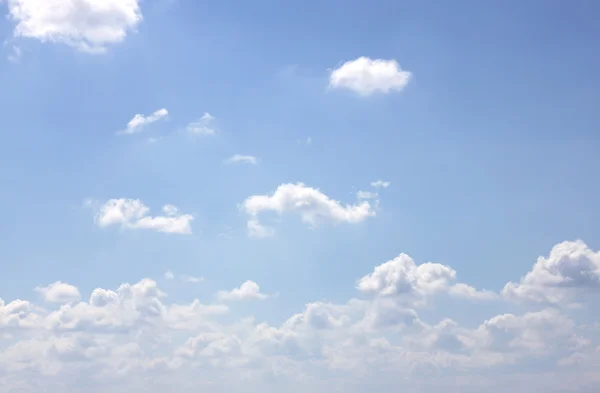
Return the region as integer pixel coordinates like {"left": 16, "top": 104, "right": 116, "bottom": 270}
{"left": 357, "top": 253, "right": 497, "bottom": 303}
{"left": 217, "top": 281, "right": 270, "bottom": 301}
{"left": 94, "top": 198, "right": 194, "bottom": 235}
{"left": 5, "top": 0, "right": 143, "bottom": 53}
{"left": 502, "top": 240, "right": 600, "bottom": 306}
{"left": 0, "top": 240, "right": 599, "bottom": 393}
{"left": 243, "top": 183, "right": 376, "bottom": 237}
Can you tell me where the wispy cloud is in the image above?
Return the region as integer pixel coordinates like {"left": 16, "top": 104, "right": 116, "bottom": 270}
{"left": 357, "top": 190, "right": 378, "bottom": 200}
{"left": 120, "top": 108, "right": 168, "bottom": 134}
{"left": 225, "top": 154, "right": 258, "bottom": 165}
{"left": 187, "top": 112, "right": 217, "bottom": 135}
{"left": 182, "top": 275, "right": 205, "bottom": 284}
{"left": 371, "top": 180, "right": 391, "bottom": 189}
{"left": 164, "top": 270, "right": 204, "bottom": 284}
{"left": 7, "top": 45, "right": 22, "bottom": 63}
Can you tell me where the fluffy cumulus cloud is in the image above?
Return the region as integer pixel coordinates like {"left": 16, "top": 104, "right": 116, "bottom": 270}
{"left": 217, "top": 281, "right": 269, "bottom": 301}
{"left": 35, "top": 282, "right": 81, "bottom": 304}
{"left": 329, "top": 57, "right": 412, "bottom": 96}
{"left": 357, "top": 253, "right": 497, "bottom": 304}
{"left": 121, "top": 108, "right": 168, "bottom": 134}
{"left": 502, "top": 240, "right": 600, "bottom": 306}
{"left": 243, "top": 183, "right": 375, "bottom": 237}
{"left": 1, "top": 240, "right": 599, "bottom": 393}
{"left": 5, "top": 0, "right": 143, "bottom": 53}
{"left": 93, "top": 198, "right": 194, "bottom": 235}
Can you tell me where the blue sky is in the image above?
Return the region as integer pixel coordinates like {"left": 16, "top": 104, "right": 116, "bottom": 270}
{"left": 1, "top": 1, "right": 600, "bottom": 392}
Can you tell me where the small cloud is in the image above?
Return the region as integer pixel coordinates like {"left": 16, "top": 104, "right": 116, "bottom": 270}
{"left": 217, "top": 281, "right": 269, "bottom": 301}
{"left": 162, "top": 204, "right": 179, "bottom": 216}
{"left": 164, "top": 270, "right": 175, "bottom": 280}
{"left": 225, "top": 154, "right": 258, "bottom": 165}
{"left": 7, "top": 45, "right": 22, "bottom": 63}
{"left": 5, "top": 0, "right": 142, "bottom": 54}
{"left": 120, "top": 108, "right": 168, "bottom": 135}
{"left": 329, "top": 57, "right": 411, "bottom": 96}
{"left": 371, "top": 180, "right": 391, "bottom": 189}
{"left": 201, "top": 112, "right": 214, "bottom": 122}
{"left": 182, "top": 275, "right": 204, "bottom": 284}
{"left": 357, "top": 190, "right": 378, "bottom": 200}
{"left": 187, "top": 112, "right": 216, "bottom": 135}
{"left": 35, "top": 282, "right": 81, "bottom": 304}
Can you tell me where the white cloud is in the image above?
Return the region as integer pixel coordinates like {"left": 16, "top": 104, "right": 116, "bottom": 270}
{"left": 225, "top": 154, "right": 258, "bottom": 165}
{"left": 164, "top": 270, "right": 175, "bottom": 280}
{"left": 473, "top": 309, "right": 575, "bottom": 354}
{"left": 357, "top": 190, "right": 378, "bottom": 200}
{"left": 187, "top": 112, "right": 216, "bottom": 135}
{"left": 34, "top": 282, "right": 80, "bottom": 304}
{"left": 1, "top": 240, "right": 599, "bottom": 392}
{"left": 358, "top": 253, "right": 497, "bottom": 304}
{"left": 6, "top": 0, "right": 143, "bottom": 53}
{"left": 94, "top": 198, "right": 194, "bottom": 235}
{"left": 217, "top": 281, "right": 269, "bottom": 301}
{"left": 502, "top": 240, "right": 600, "bottom": 305}
{"left": 121, "top": 108, "right": 168, "bottom": 134}
{"left": 200, "top": 112, "right": 214, "bottom": 122}
{"left": 243, "top": 183, "right": 375, "bottom": 236}
{"left": 371, "top": 180, "right": 391, "bottom": 189}
{"left": 358, "top": 253, "right": 457, "bottom": 299}
{"left": 182, "top": 275, "right": 204, "bottom": 284}
{"left": 329, "top": 57, "right": 412, "bottom": 96}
